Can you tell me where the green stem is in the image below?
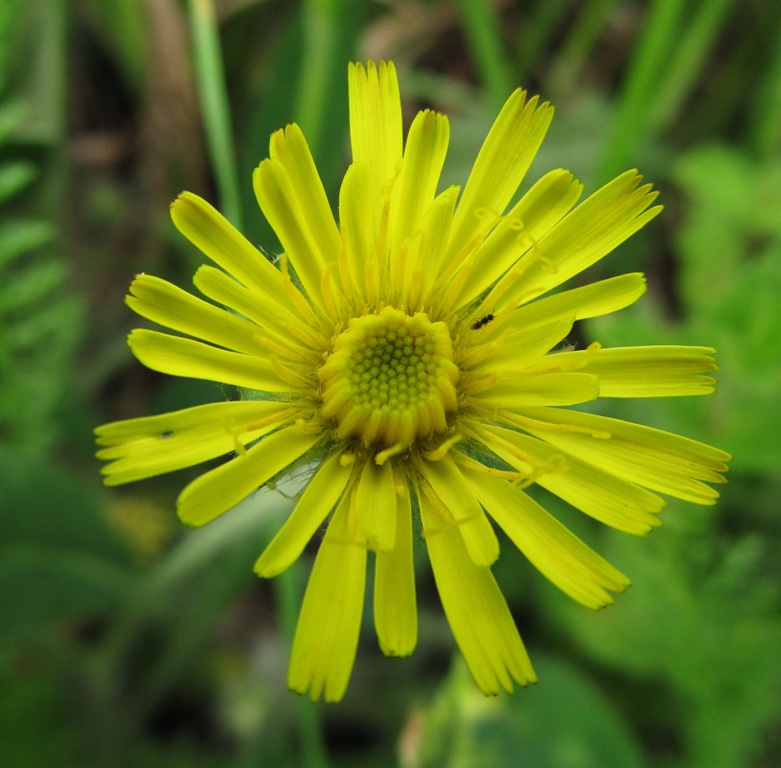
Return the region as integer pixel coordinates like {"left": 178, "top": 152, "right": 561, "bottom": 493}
{"left": 597, "top": 0, "right": 685, "bottom": 183}
{"left": 455, "top": 0, "right": 514, "bottom": 106}
{"left": 515, "top": 0, "right": 574, "bottom": 85}
{"left": 187, "top": 0, "right": 243, "bottom": 228}
{"left": 750, "top": 5, "right": 781, "bottom": 157}
{"left": 547, "top": 0, "right": 618, "bottom": 96}
{"left": 649, "top": 0, "right": 732, "bottom": 134}
{"left": 295, "top": 0, "right": 346, "bottom": 163}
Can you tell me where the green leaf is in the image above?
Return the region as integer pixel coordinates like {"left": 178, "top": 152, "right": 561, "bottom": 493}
{"left": 0, "top": 258, "right": 66, "bottom": 314}
{"left": 0, "top": 99, "right": 25, "bottom": 141}
{"left": 557, "top": 513, "right": 781, "bottom": 768}
{"left": 0, "top": 546, "right": 129, "bottom": 642}
{"left": 419, "top": 655, "right": 648, "bottom": 768}
{"left": 0, "top": 450, "right": 132, "bottom": 646}
{"left": 0, "top": 219, "right": 54, "bottom": 267}
{"left": 0, "top": 161, "right": 37, "bottom": 204}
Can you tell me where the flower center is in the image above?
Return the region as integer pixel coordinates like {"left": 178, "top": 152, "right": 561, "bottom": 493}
{"left": 318, "top": 307, "right": 459, "bottom": 452}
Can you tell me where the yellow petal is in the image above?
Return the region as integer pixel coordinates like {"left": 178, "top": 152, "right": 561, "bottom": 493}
{"left": 464, "top": 470, "right": 630, "bottom": 609}
{"left": 348, "top": 61, "right": 403, "bottom": 195}
{"left": 519, "top": 406, "right": 730, "bottom": 504}
{"left": 477, "top": 372, "right": 599, "bottom": 408}
{"left": 170, "top": 192, "right": 290, "bottom": 308}
{"left": 390, "top": 109, "right": 450, "bottom": 264}
{"left": 253, "top": 159, "right": 326, "bottom": 312}
{"left": 485, "top": 315, "right": 574, "bottom": 371}
{"left": 509, "top": 273, "right": 647, "bottom": 328}
{"left": 193, "top": 265, "right": 320, "bottom": 358}
{"left": 374, "top": 475, "right": 417, "bottom": 656}
{"left": 351, "top": 458, "right": 397, "bottom": 551}
{"left": 96, "top": 400, "right": 292, "bottom": 485}
{"left": 417, "top": 456, "right": 499, "bottom": 567}
{"left": 447, "top": 90, "right": 554, "bottom": 266}
{"left": 177, "top": 425, "right": 319, "bottom": 526}
{"left": 126, "top": 274, "right": 263, "bottom": 356}
{"left": 557, "top": 345, "right": 718, "bottom": 397}
{"left": 480, "top": 424, "right": 665, "bottom": 534}
{"left": 455, "top": 169, "right": 583, "bottom": 307}
{"left": 269, "top": 123, "right": 340, "bottom": 265}
{"left": 419, "top": 491, "right": 536, "bottom": 694}
{"left": 502, "top": 171, "right": 661, "bottom": 307}
{"left": 254, "top": 452, "right": 353, "bottom": 577}
{"left": 288, "top": 496, "right": 367, "bottom": 702}
{"left": 413, "top": 185, "right": 460, "bottom": 304}
{"left": 128, "top": 329, "right": 286, "bottom": 392}
{"left": 339, "top": 162, "right": 377, "bottom": 303}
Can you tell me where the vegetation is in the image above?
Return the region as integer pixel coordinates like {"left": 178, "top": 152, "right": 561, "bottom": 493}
{"left": 2, "top": 1, "right": 780, "bottom": 765}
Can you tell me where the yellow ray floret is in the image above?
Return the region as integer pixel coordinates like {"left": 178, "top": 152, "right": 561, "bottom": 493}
{"left": 374, "top": 475, "right": 417, "bottom": 656}
{"left": 96, "top": 400, "right": 294, "bottom": 485}
{"left": 466, "top": 469, "right": 631, "bottom": 609}
{"left": 288, "top": 495, "right": 367, "bottom": 703}
{"left": 420, "top": 486, "right": 537, "bottom": 694}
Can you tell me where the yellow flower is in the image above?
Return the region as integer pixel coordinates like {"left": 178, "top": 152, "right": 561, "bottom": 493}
{"left": 96, "top": 61, "right": 730, "bottom": 702}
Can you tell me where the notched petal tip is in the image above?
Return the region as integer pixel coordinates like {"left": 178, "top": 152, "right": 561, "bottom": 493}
{"left": 169, "top": 190, "right": 202, "bottom": 220}
{"left": 168, "top": 191, "right": 189, "bottom": 213}
{"left": 252, "top": 158, "right": 271, "bottom": 183}
{"left": 269, "top": 122, "right": 301, "bottom": 154}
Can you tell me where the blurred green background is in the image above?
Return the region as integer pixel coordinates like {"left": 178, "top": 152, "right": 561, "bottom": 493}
{"left": 2, "top": 0, "right": 780, "bottom": 766}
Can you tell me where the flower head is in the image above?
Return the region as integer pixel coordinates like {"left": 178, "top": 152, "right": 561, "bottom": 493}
{"left": 96, "top": 61, "right": 730, "bottom": 702}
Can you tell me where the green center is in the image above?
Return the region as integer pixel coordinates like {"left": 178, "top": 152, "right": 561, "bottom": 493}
{"left": 318, "top": 307, "right": 459, "bottom": 451}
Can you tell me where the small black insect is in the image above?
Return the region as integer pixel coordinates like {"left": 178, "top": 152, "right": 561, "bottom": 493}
{"left": 471, "top": 313, "right": 494, "bottom": 330}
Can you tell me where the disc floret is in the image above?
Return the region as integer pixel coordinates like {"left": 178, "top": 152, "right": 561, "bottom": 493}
{"left": 318, "top": 307, "right": 459, "bottom": 453}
